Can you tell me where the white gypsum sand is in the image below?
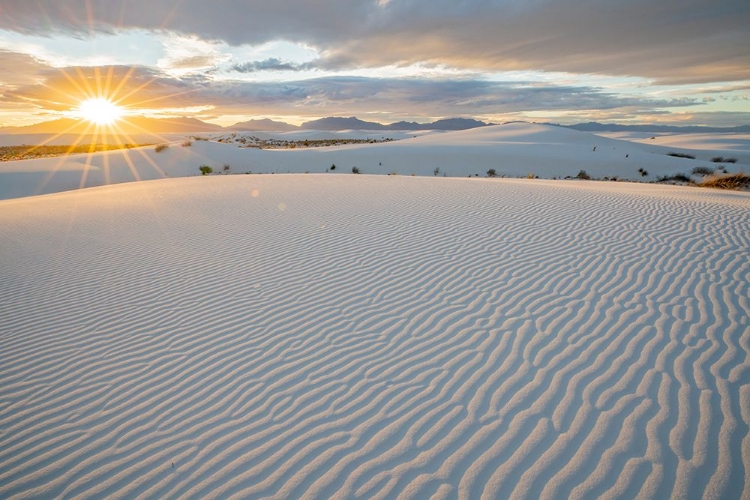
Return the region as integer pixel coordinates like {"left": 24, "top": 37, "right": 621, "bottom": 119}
{"left": 0, "top": 175, "right": 748, "bottom": 499}
{"left": 1, "top": 123, "right": 748, "bottom": 200}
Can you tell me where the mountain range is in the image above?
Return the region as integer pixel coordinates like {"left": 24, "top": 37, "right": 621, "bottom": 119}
{"left": 2, "top": 116, "right": 748, "bottom": 135}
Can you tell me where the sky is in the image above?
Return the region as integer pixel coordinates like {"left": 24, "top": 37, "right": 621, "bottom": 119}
{"left": 0, "top": 0, "right": 748, "bottom": 128}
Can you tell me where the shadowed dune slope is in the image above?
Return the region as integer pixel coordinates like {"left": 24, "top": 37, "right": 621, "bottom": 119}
{"left": 0, "top": 176, "right": 748, "bottom": 499}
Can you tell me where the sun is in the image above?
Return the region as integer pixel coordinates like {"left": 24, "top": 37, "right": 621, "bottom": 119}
{"left": 77, "top": 98, "right": 123, "bottom": 125}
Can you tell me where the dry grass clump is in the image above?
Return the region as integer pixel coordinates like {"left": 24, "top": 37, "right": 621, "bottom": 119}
{"left": 698, "top": 173, "right": 750, "bottom": 190}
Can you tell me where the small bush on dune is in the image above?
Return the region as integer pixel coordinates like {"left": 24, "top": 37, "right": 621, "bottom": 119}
{"left": 182, "top": 140, "right": 192, "bottom": 147}
{"left": 656, "top": 173, "right": 693, "bottom": 184}
{"left": 711, "top": 156, "right": 736, "bottom": 163}
{"left": 487, "top": 169, "right": 496, "bottom": 177}
{"left": 667, "top": 152, "right": 696, "bottom": 159}
{"left": 692, "top": 166, "right": 714, "bottom": 176}
{"left": 699, "top": 173, "right": 750, "bottom": 190}
{"left": 223, "top": 164, "right": 230, "bottom": 173}
{"left": 352, "top": 167, "right": 360, "bottom": 174}
{"left": 577, "top": 170, "right": 591, "bottom": 180}
{"left": 199, "top": 165, "right": 213, "bottom": 175}
{"left": 155, "top": 144, "right": 169, "bottom": 153}
{"left": 638, "top": 168, "right": 648, "bottom": 177}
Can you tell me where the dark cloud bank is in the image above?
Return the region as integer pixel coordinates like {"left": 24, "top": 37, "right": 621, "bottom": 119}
{"left": 1, "top": 0, "right": 748, "bottom": 83}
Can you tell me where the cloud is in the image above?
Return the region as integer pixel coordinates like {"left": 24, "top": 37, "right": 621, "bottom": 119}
{"left": 2, "top": 65, "right": 199, "bottom": 112}
{"left": 0, "top": 50, "right": 49, "bottom": 87}
{"left": 2, "top": 63, "right": 707, "bottom": 122}
{"left": 0, "top": 1, "right": 747, "bottom": 83}
{"left": 230, "top": 58, "right": 316, "bottom": 73}
{"left": 168, "top": 55, "right": 218, "bottom": 70}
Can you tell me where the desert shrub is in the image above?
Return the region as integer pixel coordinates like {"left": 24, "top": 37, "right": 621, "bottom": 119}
{"left": 710, "top": 157, "right": 737, "bottom": 163}
{"left": 193, "top": 136, "right": 208, "bottom": 141}
{"left": 182, "top": 140, "right": 192, "bottom": 147}
{"left": 698, "top": 173, "right": 750, "bottom": 190}
{"left": 577, "top": 170, "right": 591, "bottom": 180}
{"left": 487, "top": 168, "right": 497, "bottom": 177}
{"left": 692, "top": 166, "right": 714, "bottom": 176}
{"left": 223, "top": 164, "right": 230, "bottom": 173}
{"left": 667, "top": 152, "right": 696, "bottom": 159}
{"left": 155, "top": 144, "right": 169, "bottom": 153}
{"left": 199, "top": 165, "right": 213, "bottom": 175}
{"left": 330, "top": 164, "right": 336, "bottom": 171}
{"left": 656, "top": 173, "right": 693, "bottom": 184}
{"left": 434, "top": 167, "right": 440, "bottom": 176}
{"left": 352, "top": 166, "right": 360, "bottom": 174}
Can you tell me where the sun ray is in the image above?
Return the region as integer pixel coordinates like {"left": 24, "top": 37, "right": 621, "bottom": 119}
{"left": 123, "top": 88, "right": 198, "bottom": 109}
{"left": 94, "top": 65, "right": 104, "bottom": 100}
{"left": 33, "top": 120, "right": 97, "bottom": 196}
{"left": 75, "top": 66, "right": 99, "bottom": 101}
{"left": 85, "top": 0, "right": 96, "bottom": 36}
{"left": 19, "top": 115, "right": 93, "bottom": 159}
{"left": 57, "top": 68, "right": 93, "bottom": 102}
{"left": 107, "top": 66, "right": 139, "bottom": 103}
{"left": 103, "top": 65, "right": 116, "bottom": 102}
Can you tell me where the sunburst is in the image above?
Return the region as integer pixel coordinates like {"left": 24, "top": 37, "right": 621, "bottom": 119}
{"left": 26, "top": 65, "right": 198, "bottom": 195}
{"left": 76, "top": 98, "right": 124, "bottom": 125}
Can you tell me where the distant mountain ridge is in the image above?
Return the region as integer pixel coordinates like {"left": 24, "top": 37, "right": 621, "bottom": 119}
{"left": 3, "top": 116, "right": 749, "bottom": 135}
{"left": 0, "top": 116, "right": 224, "bottom": 135}
{"left": 227, "top": 118, "right": 298, "bottom": 132}
{"left": 0, "top": 116, "right": 493, "bottom": 134}
{"left": 298, "top": 117, "right": 491, "bottom": 131}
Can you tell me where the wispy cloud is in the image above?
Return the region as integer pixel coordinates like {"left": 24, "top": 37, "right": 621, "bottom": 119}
{"left": 229, "top": 58, "right": 317, "bottom": 73}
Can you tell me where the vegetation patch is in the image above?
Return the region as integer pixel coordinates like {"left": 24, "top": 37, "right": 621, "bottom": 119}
{"left": 656, "top": 173, "right": 694, "bottom": 184}
{"left": 666, "top": 152, "right": 696, "bottom": 159}
{"left": 691, "top": 166, "right": 714, "bottom": 176}
{"left": 711, "top": 156, "right": 738, "bottom": 163}
{"left": 698, "top": 173, "right": 750, "bottom": 190}
{"left": 0, "top": 143, "right": 150, "bottom": 162}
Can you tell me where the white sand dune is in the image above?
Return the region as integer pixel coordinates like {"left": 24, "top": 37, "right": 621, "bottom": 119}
{"left": 597, "top": 132, "right": 750, "bottom": 165}
{"left": 2, "top": 123, "right": 747, "bottom": 200}
{"left": 0, "top": 175, "right": 748, "bottom": 499}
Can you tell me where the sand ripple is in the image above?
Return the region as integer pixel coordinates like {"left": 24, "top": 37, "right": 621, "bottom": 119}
{"left": 0, "top": 176, "right": 748, "bottom": 499}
